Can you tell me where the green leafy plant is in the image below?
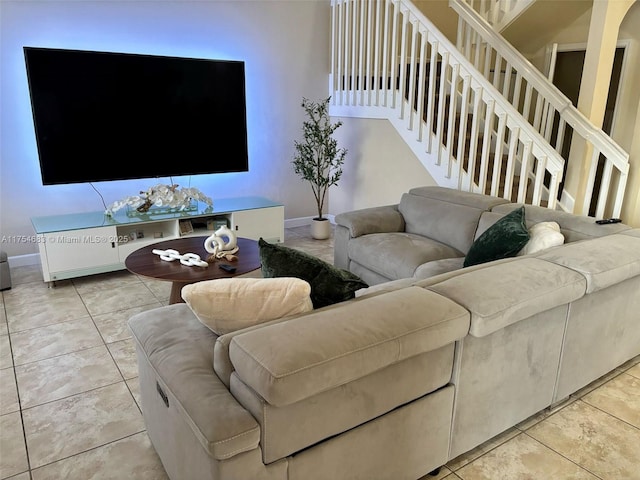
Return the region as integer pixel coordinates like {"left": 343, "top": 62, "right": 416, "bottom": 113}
{"left": 292, "top": 97, "right": 347, "bottom": 220}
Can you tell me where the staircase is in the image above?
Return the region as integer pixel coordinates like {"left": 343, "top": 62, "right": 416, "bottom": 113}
{"left": 328, "top": 0, "right": 630, "bottom": 219}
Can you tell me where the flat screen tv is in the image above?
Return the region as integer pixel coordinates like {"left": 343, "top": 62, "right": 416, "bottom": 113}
{"left": 24, "top": 47, "right": 248, "bottom": 185}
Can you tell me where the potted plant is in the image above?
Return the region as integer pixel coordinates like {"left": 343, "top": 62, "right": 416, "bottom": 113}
{"left": 292, "top": 97, "right": 347, "bottom": 240}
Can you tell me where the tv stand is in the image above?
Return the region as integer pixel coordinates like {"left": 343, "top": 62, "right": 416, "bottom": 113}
{"left": 31, "top": 196, "right": 284, "bottom": 283}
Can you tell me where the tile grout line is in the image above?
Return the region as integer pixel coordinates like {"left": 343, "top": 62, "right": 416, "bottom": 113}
{"left": 18, "top": 377, "right": 145, "bottom": 476}
{"left": 3, "top": 301, "right": 34, "bottom": 479}
{"left": 521, "top": 429, "right": 605, "bottom": 480}
{"left": 445, "top": 430, "right": 520, "bottom": 473}
{"left": 19, "top": 380, "right": 130, "bottom": 413}
{"left": 27, "top": 429, "right": 147, "bottom": 475}
{"left": 4, "top": 276, "right": 101, "bottom": 336}
{"left": 578, "top": 394, "right": 640, "bottom": 433}
{"left": 76, "top": 279, "right": 143, "bottom": 415}
{"left": 12, "top": 343, "right": 108, "bottom": 369}
{"left": 3, "top": 277, "right": 35, "bottom": 480}
{"left": 10, "top": 274, "right": 142, "bottom": 478}
{"left": 521, "top": 393, "right": 640, "bottom": 478}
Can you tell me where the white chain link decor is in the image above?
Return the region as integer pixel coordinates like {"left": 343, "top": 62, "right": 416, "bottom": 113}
{"left": 151, "top": 249, "right": 209, "bottom": 268}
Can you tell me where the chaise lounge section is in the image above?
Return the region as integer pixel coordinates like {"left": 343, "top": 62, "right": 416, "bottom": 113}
{"left": 129, "top": 186, "right": 640, "bottom": 479}
{"left": 130, "top": 286, "right": 470, "bottom": 479}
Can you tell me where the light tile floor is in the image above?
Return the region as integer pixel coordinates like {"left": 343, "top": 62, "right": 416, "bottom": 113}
{"left": 1, "top": 226, "right": 639, "bottom": 479}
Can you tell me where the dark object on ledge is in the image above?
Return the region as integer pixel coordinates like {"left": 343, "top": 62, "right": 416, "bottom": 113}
{"left": 595, "top": 218, "right": 622, "bottom": 225}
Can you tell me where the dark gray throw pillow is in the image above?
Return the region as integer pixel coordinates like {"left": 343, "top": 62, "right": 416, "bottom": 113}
{"left": 464, "top": 206, "right": 529, "bottom": 267}
{"left": 258, "top": 238, "right": 368, "bottom": 308}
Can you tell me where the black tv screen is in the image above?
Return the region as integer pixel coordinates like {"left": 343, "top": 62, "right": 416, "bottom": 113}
{"left": 24, "top": 47, "right": 248, "bottom": 185}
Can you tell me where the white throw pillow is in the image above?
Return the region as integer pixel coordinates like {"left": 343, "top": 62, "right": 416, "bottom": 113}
{"left": 182, "top": 277, "right": 313, "bottom": 335}
{"left": 518, "top": 221, "right": 565, "bottom": 256}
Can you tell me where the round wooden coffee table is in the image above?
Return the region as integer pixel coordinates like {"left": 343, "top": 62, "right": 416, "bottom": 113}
{"left": 125, "top": 236, "right": 261, "bottom": 304}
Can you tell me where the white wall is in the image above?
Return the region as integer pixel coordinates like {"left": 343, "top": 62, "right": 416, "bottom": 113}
{"left": 617, "top": 3, "right": 640, "bottom": 226}
{"left": 330, "top": 117, "right": 436, "bottom": 214}
{"left": 0, "top": 0, "right": 331, "bottom": 257}
{"left": 0, "top": 0, "right": 449, "bottom": 262}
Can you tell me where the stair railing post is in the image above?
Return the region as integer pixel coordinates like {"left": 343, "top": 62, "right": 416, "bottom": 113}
{"left": 425, "top": 40, "right": 439, "bottom": 153}
{"left": 373, "top": 0, "right": 382, "bottom": 105}
{"left": 343, "top": 0, "right": 351, "bottom": 105}
{"left": 435, "top": 52, "right": 451, "bottom": 164}
{"left": 365, "top": 0, "right": 374, "bottom": 106}
{"left": 503, "top": 126, "right": 520, "bottom": 201}
{"left": 350, "top": 0, "right": 358, "bottom": 105}
{"left": 416, "top": 28, "right": 428, "bottom": 142}
{"left": 381, "top": 0, "right": 391, "bottom": 106}
{"left": 464, "top": 86, "right": 483, "bottom": 191}
{"left": 490, "top": 112, "right": 507, "bottom": 197}
{"left": 455, "top": 74, "right": 472, "bottom": 186}
{"left": 358, "top": 0, "right": 366, "bottom": 105}
{"left": 389, "top": 0, "right": 400, "bottom": 109}
{"left": 477, "top": 99, "right": 496, "bottom": 193}
{"left": 446, "top": 63, "right": 461, "bottom": 177}
{"left": 407, "top": 16, "right": 420, "bottom": 131}
{"left": 516, "top": 140, "right": 533, "bottom": 203}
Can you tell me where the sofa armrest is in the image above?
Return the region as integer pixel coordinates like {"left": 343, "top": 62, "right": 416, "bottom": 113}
{"left": 335, "top": 204, "right": 405, "bottom": 238}
{"left": 129, "top": 304, "right": 261, "bottom": 460}
{"left": 228, "top": 287, "right": 470, "bottom": 407}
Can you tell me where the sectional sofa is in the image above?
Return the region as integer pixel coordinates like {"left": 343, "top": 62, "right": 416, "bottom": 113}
{"left": 129, "top": 186, "right": 640, "bottom": 480}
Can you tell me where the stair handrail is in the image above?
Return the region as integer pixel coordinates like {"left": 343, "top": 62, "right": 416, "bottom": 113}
{"left": 452, "top": 0, "right": 629, "bottom": 164}
{"left": 457, "top": 0, "right": 571, "bottom": 111}
{"left": 451, "top": 0, "right": 629, "bottom": 216}
{"left": 330, "top": 0, "right": 567, "bottom": 206}
{"left": 462, "top": 0, "right": 535, "bottom": 31}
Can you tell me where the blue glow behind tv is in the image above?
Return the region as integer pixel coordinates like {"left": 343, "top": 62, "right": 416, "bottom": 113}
{"left": 24, "top": 47, "right": 248, "bottom": 185}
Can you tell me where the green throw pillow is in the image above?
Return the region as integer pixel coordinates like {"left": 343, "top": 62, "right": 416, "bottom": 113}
{"left": 463, "top": 206, "right": 529, "bottom": 267}
{"left": 258, "top": 238, "right": 368, "bottom": 309}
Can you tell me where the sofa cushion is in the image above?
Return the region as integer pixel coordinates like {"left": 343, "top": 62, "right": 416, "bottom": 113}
{"left": 229, "top": 286, "right": 470, "bottom": 407}
{"left": 259, "top": 238, "right": 368, "bottom": 308}
{"left": 408, "top": 186, "right": 510, "bottom": 211}
{"left": 355, "top": 277, "right": 420, "bottom": 298}
{"left": 230, "top": 345, "right": 455, "bottom": 464}
{"left": 348, "top": 232, "right": 463, "bottom": 280}
{"left": 621, "top": 228, "right": 640, "bottom": 238}
{"left": 428, "top": 258, "right": 586, "bottom": 337}
{"left": 518, "top": 221, "right": 565, "bottom": 256}
{"left": 491, "top": 203, "right": 630, "bottom": 242}
{"left": 214, "top": 315, "right": 307, "bottom": 388}
{"left": 415, "top": 257, "right": 521, "bottom": 288}
{"left": 538, "top": 233, "right": 640, "bottom": 293}
{"left": 399, "top": 187, "right": 510, "bottom": 254}
{"left": 181, "top": 277, "right": 313, "bottom": 335}
{"left": 414, "top": 257, "right": 466, "bottom": 279}
{"left": 348, "top": 261, "right": 395, "bottom": 287}
{"left": 464, "top": 206, "right": 529, "bottom": 267}
{"left": 474, "top": 211, "right": 506, "bottom": 240}
{"left": 334, "top": 205, "right": 405, "bottom": 238}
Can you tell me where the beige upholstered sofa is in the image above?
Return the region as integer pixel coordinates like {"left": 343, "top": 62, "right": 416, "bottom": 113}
{"left": 129, "top": 186, "right": 640, "bottom": 480}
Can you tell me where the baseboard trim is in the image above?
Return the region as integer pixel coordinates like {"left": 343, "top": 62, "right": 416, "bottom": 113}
{"left": 8, "top": 253, "right": 40, "bottom": 268}
{"left": 559, "top": 191, "right": 575, "bottom": 213}
{"left": 284, "top": 215, "right": 336, "bottom": 228}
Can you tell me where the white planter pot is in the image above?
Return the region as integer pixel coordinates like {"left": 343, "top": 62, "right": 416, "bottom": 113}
{"left": 311, "top": 218, "right": 331, "bottom": 240}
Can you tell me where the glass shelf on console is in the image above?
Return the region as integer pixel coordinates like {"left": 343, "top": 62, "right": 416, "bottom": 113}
{"left": 31, "top": 196, "right": 282, "bottom": 234}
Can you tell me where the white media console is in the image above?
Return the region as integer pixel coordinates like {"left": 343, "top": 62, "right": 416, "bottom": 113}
{"left": 31, "top": 196, "right": 284, "bottom": 282}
